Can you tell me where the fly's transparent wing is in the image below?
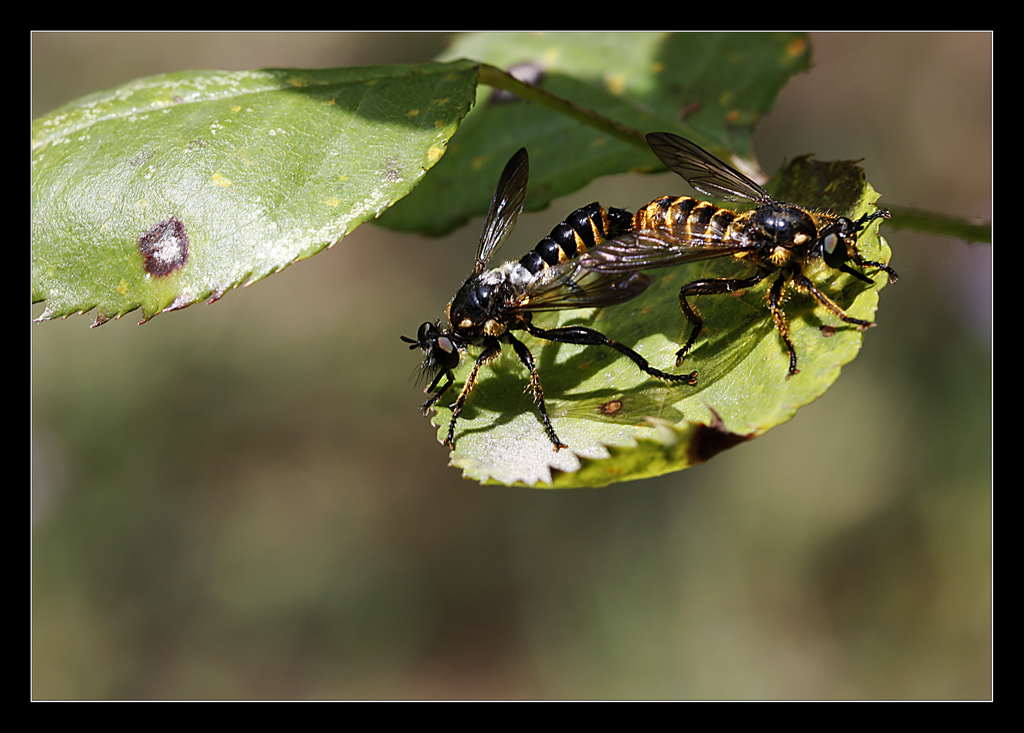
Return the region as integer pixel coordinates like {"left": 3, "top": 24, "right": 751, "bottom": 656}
{"left": 647, "top": 132, "right": 772, "bottom": 205}
{"left": 579, "top": 228, "right": 756, "bottom": 274}
{"left": 513, "top": 259, "right": 652, "bottom": 313}
{"left": 474, "top": 148, "right": 529, "bottom": 274}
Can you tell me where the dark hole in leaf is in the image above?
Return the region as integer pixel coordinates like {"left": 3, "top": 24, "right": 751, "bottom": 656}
{"left": 687, "top": 407, "right": 752, "bottom": 464}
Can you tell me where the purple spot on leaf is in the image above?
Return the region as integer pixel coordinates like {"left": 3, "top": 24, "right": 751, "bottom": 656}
{"left": 139, "top": 217, "right": 189, "bottom": 276}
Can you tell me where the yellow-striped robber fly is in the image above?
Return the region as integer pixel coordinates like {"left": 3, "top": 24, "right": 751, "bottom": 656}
{"left": 402, "top": 148, "right": 697, "bottom": 452}
{"left": 580, "top": 132, "right": 898, "bottom": 378}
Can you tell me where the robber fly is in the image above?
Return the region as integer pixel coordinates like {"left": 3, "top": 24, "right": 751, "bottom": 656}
{"left": 402, "top": 148, "right": 697, "bottom": 452}
{"left": 580, "top": 132, "right": 898, "bottom": 377}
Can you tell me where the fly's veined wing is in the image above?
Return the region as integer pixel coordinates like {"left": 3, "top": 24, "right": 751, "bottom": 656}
{"left": 513, "top": 260, "right": 652, "bottom": 313}
{"left": 646, "top": 132, "right": 772, "bottom": 205}
{"left": 474, "top": 148, "right": 530, "bottom": 274}
{"left": 579, "top": 229, "right": 756, "bottom": 274}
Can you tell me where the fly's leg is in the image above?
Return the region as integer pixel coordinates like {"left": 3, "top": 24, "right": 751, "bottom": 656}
{"left": 444, "top": 343, "right": 501, "bottom": 449}
{"left": 421, "top": 370, "right": 453, "bottom": 415}
{"left": 767, "top": 276, "right": 800, "bottom": 378}
{"left": 675, "top": 274, "right": 765, "bottom": 366}
{"left": 852, "top": 257, "right": 899, "bottom": 284}
{"left": 788, "top": 272, "right": 887, "bottom": 378}
{"left": 792, "top": 272, "right": 873, "bottom": 331}
{"left": 505, "top": 332, "right": 568, "bottom": 451}
{"left": 526, "top": 322, "right": 697, "bottom": 385}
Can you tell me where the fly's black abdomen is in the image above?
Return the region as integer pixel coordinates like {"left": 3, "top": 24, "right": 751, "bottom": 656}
{"left": 520, "top": 203, "right": 633, "bottom": 275}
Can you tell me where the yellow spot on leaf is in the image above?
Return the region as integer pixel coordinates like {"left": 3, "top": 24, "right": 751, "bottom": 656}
{"left": 605, "top": 74, "right": 626, "bottom": 95}
{"left": 407, "top": 109, "right": 420, "bottom": 117}
{"left": 786, "top": 37, "right": 808, "bottom": 58}
{"left": 210, "top": 172, "right": 232, "bottom": 187}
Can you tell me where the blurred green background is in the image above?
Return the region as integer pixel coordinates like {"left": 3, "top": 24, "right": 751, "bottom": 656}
{"left": 32, "top": 33, "right": 990, "bottom": 700}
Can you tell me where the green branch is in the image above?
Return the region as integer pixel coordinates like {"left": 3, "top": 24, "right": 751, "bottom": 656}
{"left": 885, "top": 204, "right": 991, "bottom": 244}
{"left": 476, "top": 63, "right": 649, "bottom": 152}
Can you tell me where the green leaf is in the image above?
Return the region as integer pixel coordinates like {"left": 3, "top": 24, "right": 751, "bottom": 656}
{"left": 32, "top": 61, "right": 478, "bottom": 325}
{"left": 377, "top": 32, "right": 810, "bottom": 236}
{"left": 425, "top": 157, "right": 893, "bottom": 487}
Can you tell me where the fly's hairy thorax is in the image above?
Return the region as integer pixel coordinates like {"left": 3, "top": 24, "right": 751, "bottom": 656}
{"left": 446, "top": 263, "right": 534, "bottom": 341}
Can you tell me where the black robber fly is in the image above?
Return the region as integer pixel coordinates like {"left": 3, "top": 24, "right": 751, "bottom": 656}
{"left": 402, "top": 148, "right": 697, "bottom": 452}
{"left": 580, "top": 132, "right": 898, "bottom": 378}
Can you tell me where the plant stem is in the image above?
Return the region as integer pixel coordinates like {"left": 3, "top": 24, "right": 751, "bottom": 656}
{"left": 477, "top": 63, "right": 649, "bottom": 152}
{"left": 884, "top": 205, "right": 991, "bottom": 244}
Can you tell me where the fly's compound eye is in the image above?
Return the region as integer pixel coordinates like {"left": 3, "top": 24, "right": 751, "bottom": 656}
{"left": 402, "top": 322, "right": 435, "bottom": 350}
{"left": 432, "top": 333, "right": 460, "bottom": 371}
{"left": 820, "top": 230, "right": 848, "bottom": 269}
{"left": 820, "top": 219, "right": 857, "bottom": 269}
{"left": 821, "top": 231, "right": 840, "bottom": 256}
{"left": 417, "top": 321, "right": 437, "bottom": 345}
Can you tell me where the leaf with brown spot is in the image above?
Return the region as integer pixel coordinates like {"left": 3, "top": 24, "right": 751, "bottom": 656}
{"left": 32, "top": 62, "right": 478, "bottom": 325}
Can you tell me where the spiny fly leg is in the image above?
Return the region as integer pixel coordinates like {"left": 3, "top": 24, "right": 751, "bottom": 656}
{"left": 767, "top": 275, "right": 799, "bottom": 378}
{"left": 867, "top": 261, "right": 899, "bottom": 283}
{"left": 793, "top": 272, "right": 875, "bottom": 330}
{"left": 526, "top": 323, "right": 697, "bottom": 385}
{"left": 675, "top": 274, "right": 765, "bottom": 365}
{"left": 444, "top": 344, "right": 501, "bottom": 449}
{"left": 506, "top": 332, "right": 568, "bottom": 451}
{"left": 421, "top": 371, "right": 453, "bottom": 415}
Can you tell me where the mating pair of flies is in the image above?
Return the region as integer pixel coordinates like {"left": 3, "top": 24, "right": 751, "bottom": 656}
{"left": 402, "top": 132, "right": 897, "bottom": 452}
